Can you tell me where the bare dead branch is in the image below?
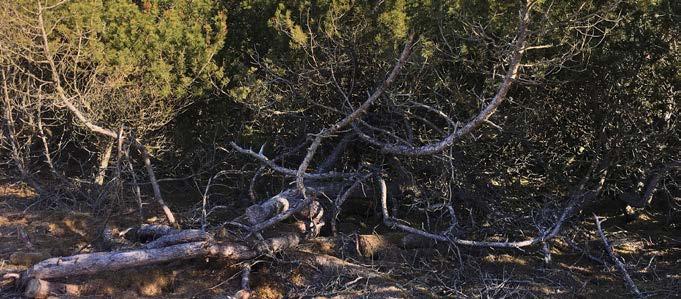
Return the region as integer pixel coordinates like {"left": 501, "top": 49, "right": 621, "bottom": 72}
{"left": 356, "top": 4, "right": 531, "bottom": 156}
{"left": 236, "top": 34, "right": 415, "bottom": 235}
{"left": 94, "top": 141, "right": 113, "bottom": 186}
{"left": 136, "top": 137, "right": 177, "bottom": 226}
{"left": 380, "top": 168, "right": 599, "bottom": 248}
{"left": 594, "top": 215, "right": 644, "bottom": 298}
{"left": 228, "top": 142, "right": 356, "bottom": 180}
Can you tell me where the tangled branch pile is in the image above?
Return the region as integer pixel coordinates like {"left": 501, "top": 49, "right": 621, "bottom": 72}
{"left": 0, "top": 0, "right": 678, "bottom": 297}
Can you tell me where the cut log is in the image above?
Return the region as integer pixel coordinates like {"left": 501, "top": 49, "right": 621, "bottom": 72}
{"left": 246, "top": 190, "right": 294, "bottom": 225}
{"left": 24, "top": 279, "right": 84, "bottom": 298}
{"left": 241, "top": 185, "right": 340, "bottom": 236}
{"left": 243, "top": 182, "right": 373, "bottom": 225}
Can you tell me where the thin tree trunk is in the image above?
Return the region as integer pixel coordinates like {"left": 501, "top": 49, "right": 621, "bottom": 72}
{"left": 136, "top": 141, "right": 176, "bottom": 226}
{"left": 95, "top": 141, "right": 114, "bottom": 186}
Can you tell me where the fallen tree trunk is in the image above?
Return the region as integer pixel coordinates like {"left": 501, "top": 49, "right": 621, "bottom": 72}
{"left": 21, "top": 232, "right": 303, "bottom": 283}
{"left": 25, "top": 242, "right": 210, "bottom": 280}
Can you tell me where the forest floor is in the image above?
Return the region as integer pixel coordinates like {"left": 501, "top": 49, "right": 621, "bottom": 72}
{"left": 1, "top": 181, "right": 680, "bottom": 298}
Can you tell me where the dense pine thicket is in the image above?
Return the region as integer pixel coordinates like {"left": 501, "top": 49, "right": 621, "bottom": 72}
{"left": 0, "top": 0, "right": 678, "bottom": 243}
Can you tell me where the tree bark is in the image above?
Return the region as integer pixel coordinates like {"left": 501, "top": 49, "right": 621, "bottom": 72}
{"left": 95, "top": 141, "right": 114, "bottom": 186}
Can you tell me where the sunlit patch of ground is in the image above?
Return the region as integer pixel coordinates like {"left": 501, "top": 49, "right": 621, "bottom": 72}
{"left": 0, "top": 183, "right": 37, "bottom": 200}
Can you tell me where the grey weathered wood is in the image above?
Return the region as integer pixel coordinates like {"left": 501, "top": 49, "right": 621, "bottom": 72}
{"left": 23, "top": 232, "right": 303, "bottom": 282}
{"left": 26, "top": 242, "right": 209, "bottom": 280}
{"left": 144, "top": 230, "right": 210, "bottom": 249}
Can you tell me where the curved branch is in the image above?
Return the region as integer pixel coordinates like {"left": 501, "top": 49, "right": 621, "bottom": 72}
{"left": 380, "top": 174, "right": 598, "bottom": 248}
{"left": 357, "top": 4, "right": 531, "bottom": 156}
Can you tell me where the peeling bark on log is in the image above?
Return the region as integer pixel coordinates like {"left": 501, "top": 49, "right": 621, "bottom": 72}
{"left": 143, "top": 229, "right": 210, "bottom": 249}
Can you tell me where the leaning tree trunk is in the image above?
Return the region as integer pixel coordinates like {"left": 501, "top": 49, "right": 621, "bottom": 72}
{"left": 94, "top": 141, "right": 113, "bottom": 186}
